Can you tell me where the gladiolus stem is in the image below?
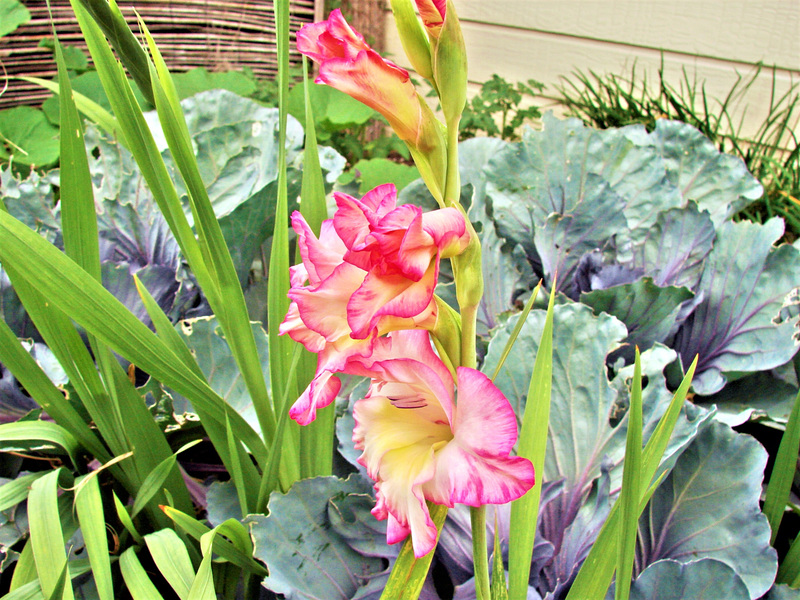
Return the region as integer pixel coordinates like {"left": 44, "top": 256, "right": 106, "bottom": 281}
{"left": 444, "top": 117, "right": 461, "bottom": 207}
{"left": 471, "top": 505, "right": 491, "bottom": 600}
{"left": 459, "top": 301, "right": 479, "bottom": 370}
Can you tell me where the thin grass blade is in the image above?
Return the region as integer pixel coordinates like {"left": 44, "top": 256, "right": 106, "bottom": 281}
{"left": 113, "top": 492, "right": 143, "bottom": 544}
{"left": 131, "top": 440, "right": 200, "bottom": 518}
{"left": 490, "top": 507, "right": 509, "bottom": 600}
{"left": 134, "top": 275, "right": 205, "bottom": 378}
{"left": 489, "top": 282, "right": 541, "bottom": 382}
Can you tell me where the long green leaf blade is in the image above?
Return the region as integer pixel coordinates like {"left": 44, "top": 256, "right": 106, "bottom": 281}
{"left": 74, "top": 475, "right": 113, "bottom": 600}
{"left": 28, "top": 469, "right": 74, "bottom": 600}
{"left": 565, "top": 357, "right": 698, "bottom": 600}
{"left": 17, "top": 76, "right": 120, "bottom": 141}
{"left": 162, "top": 506, "right": 267, "bottom": 575}
{"left": 186, "top": 531, "right": 216, "bottom": 600}
{"left": 507, "top": 283, "right": 553, "bottom": 600}
{"left": 0, "top": 472, "right": 48, "bottom": 512}
{"left": 55, "top": 35, "right": 100, "bottom": 283}
{"left": 144, "top": 529, "right": 195, "bottom": 600}
{"left": 298, "top": 54, "right": 333, "bottom": 478}
{"left": 131, "top": 440, "right": 200, "bottom": 518}
{"left": 266, "top": 0, "right": 302, "bottom": 490}
{"left": 112, "top": 492, "right": 143, "bottom": 544}
{"left": 0, "top": 318, "right": 107, "bottom": 461}
{"left": 70, "top": 0, "right": 154, "bottom": 104}
{"left": 0, "top": 210, "right": 266, "bottom": 469}
{"left": 0, "top": 422, "right": 79, "bottom": 466}
{"left": 139, "top": 22, "right": 277, "bottom": 448}
{"left": 615, "top": 348, "right": 643, "bottom": 600}
{"left": 764, "top": 387, "right": 800, "bottom": 544}
{"left": 120, "top": 547, "right": 165, "bottom": 600}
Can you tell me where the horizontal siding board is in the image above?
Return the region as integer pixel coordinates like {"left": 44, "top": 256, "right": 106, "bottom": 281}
{"left": 385, "top": 16, "right": 799, "bottom": 141}
{"left": 453, "top": 1, "right": 800, "bottom": 71}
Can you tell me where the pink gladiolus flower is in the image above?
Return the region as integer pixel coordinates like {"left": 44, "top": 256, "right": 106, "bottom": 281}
{"left": 350, "top": 330, "right": 535, "bottom": 557}
{"left": 296, "top": 9, "right": 441, "bottom": 152}
{"left": 279, "top": 184, "right": 469, "bottom": 425}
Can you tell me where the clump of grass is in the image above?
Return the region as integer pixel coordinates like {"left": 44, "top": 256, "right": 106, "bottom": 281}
{"left": 555, "top": 60, "right": 800, "bottom": 242}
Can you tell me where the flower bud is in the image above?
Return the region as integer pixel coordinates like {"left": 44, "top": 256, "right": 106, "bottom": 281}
{"left": 432, "top": 0, "right": 467, "bottom": 126}
{"left": 390, "top": 0, "right": 434, "bottom": 81}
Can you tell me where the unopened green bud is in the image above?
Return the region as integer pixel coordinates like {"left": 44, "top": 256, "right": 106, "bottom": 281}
{"left": 433, "top": 0, "right": 467, "bottom": 126}
{"left": 391, "top": 0, "right": 434, "bottom": 81}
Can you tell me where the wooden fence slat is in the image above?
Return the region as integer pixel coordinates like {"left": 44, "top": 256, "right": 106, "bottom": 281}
{"left": 0, "top": 0, "right": 318, "bottom": 109}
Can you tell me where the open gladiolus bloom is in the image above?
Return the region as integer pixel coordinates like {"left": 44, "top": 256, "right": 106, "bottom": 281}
{"left": 349, "top": 330, "right": 535, "bottom": 557}
{"left": 279, "top": 184, "right": 469, "bottom": 425}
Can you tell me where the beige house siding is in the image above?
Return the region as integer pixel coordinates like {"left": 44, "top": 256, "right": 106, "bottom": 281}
{"left": 383, "top": 1, "right": 800, "bottom": 139}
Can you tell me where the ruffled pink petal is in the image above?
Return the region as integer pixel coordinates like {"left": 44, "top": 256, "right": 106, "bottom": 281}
{"left": 333, "top": 186, "right": 400, "bottom": 271}
{"left": 346, "top": 262, "right": 437, "bottom": 339}
{"left": 358, "top": 183, "right": 398, "bottom": 219}
{"left": 332, "top": 193, "right": 376, "bottom": 253}
{"left": 422, "top": 368, "right": 535, "bottom": 506}
{"left": 289, "top": 369, "right": 342, "bottom": 425}
{"left": 292, "top": 213, "right": 347, "bottom": 284}
{"left": 376, "top": 205, "right": 435, "bottom": 281}
{"left": 323, "top": 9, "right": 369, "bottom": 55}
{"left": 289, "top": 264, "right": 308, "bottom": 288}
{"left": 419, "top": 207, "right": 470, "bottom": 258}
{"left": 384, "top": 512, "right": 411, "bottom": 545}
{"left": 278, "top": 302, "right": 326, "bottom": 353}
{"left": 453, "top": 367, "right": 521, "bottom": 456}
{"left": 424, "top": 442, "right": 535, "bottom": 507}
{"left": 288, "top": 334, "right": 377, "bottom": 425}
{"left": 290, "top": 262, "right": 365, "bottom": 341}
{"left": 346, "top": 330, "right": 454, "bottom": 420}
{"left": 296, "top": 9, "right": 368, "bottom": 63}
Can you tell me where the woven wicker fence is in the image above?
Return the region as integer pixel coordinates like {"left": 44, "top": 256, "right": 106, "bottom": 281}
{"left": 0, "top": 0, "right": 319, "bottom": 109}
